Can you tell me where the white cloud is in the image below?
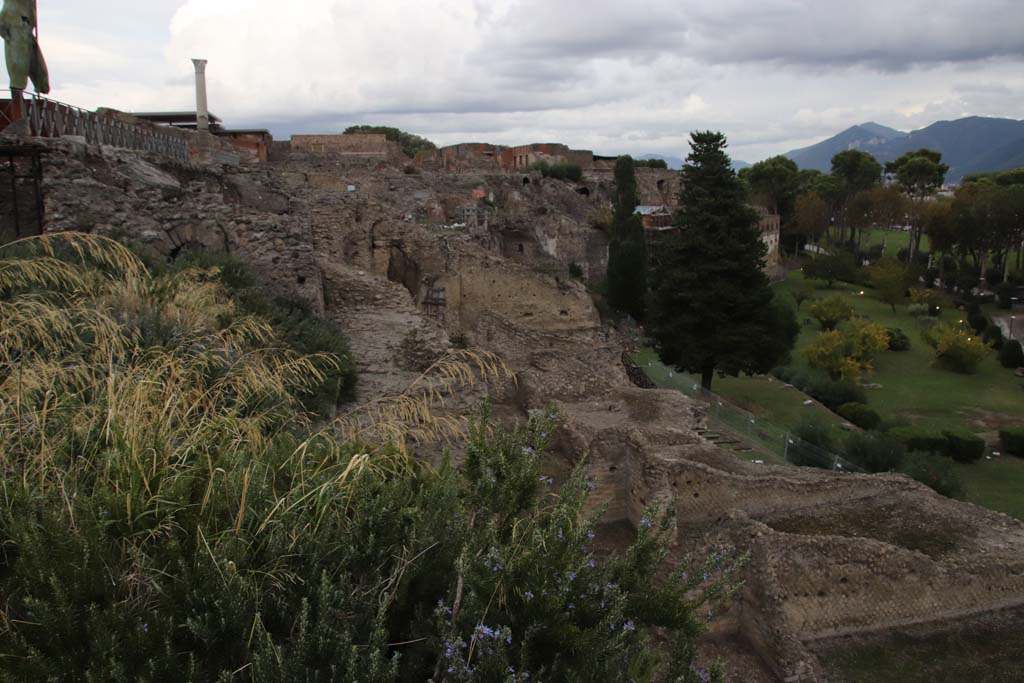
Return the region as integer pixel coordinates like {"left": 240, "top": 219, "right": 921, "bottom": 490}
{"left": 27, "top": 0, "right": 1024, "bottom": 163}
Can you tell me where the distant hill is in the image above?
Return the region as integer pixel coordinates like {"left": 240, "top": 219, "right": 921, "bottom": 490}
{"left": 783, "top": 116, "right": 1024, "bottom": 182}
{"left": 784, "top": 122, "right": 907, "bottom": 172}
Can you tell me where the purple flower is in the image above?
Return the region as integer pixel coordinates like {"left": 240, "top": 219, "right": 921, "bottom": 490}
{"left": 640, "top": 516, "right": 653, "bottom": 529}
{"left": 586, "top": 530, "right": 595, "bottom": 541}
{"left": 524, "top": 591, "right": 534, "bottom": 601}
{"left": 588, "top": 558, "right": 597, "bottom": 569}
{"left": 623, "top": 620, "right": 636, "bottom": 633}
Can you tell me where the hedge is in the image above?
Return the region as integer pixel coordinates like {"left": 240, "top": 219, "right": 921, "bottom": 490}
{"left": 1000, "top": 427, "right": 1024, "bottom": 457}
{"left": 887, "top": 426, "right": 947, "bottom": 455}
{"left": 837, "top": 402, "right": 882, "bottom": 430}
{"left": 1000, "top": 340, "right": 1024, "bottom": 369}
{"left": 941, "top": 429, "right": 986, "bottom": 463}
{"left": 886, "top": 327, "right": 911, "bottom": 352}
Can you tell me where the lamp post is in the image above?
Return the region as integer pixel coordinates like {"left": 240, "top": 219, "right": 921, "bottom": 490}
{"left": 1012, "top": 315, "right": 1016, "bottom": 340}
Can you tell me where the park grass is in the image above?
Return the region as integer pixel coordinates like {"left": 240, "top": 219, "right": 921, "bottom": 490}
{"left": 777, "top": 271, "right": 1024, "bottom": 433}
{"left": 855, "top": 227, "right": 931, "bottom": 254}
{"left": 957, "top": 457, "right": 1024, "bottom": 520}
{"left": 632, "top": 349, "right": 845, "bottom": 433}
{"left": 776, "top": 270, "right": 1024, "bottom": 517}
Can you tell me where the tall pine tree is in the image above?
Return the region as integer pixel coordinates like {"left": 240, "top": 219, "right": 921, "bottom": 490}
{"left": 606, "top": 155, "right": 648, "bottom": 321}
{"left": 647, "top": 132, "right": 796, "bottom": 390}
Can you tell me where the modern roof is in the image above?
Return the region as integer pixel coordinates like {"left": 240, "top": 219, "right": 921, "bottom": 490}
{"left": 130, "top": 111, "right": 223, "bottom": 126}
{"left": 635, "top": 205, "right": 672, "bottom": 215}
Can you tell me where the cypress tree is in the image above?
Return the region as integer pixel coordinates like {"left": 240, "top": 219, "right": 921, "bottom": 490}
{"left": 647, "top": 131, "right": 796, "bottom": 390}
{"left": 606, "top": 155, "right": 648, "bottom": 321}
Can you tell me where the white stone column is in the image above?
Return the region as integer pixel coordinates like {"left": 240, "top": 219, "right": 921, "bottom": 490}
{"left": 192, "top": 59, "right": 209, "bottom": 131}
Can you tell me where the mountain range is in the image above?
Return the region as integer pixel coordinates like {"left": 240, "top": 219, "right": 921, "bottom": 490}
{"left": 783, "top": 116, "right": 1024, "bottom": 182}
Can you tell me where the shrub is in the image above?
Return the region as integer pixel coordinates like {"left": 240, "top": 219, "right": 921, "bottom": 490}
{"left": 531, "top": 160, "right": 584, "bottom": 182}
{"left": 886, "top": 327, "right": 911, "bottom": 351}
{"left": 900, "top": 452, "right": 965, "bottom": 498}
{"left": 843, "top": 432, "right": 905, "bottom": 473}
{"left": 907, "top": 303, "right": 930, "bottom": 317}
{"left": 837, "top": 402, "right": 882, "bottom": 430}
{"left": 804, "top": 252, "right": 861, "bottom": 288}
{"left": 942, "top": 429, "right": 986, "bottom": 463}
{"left": 804, "top": 377, "right": 866, "bottom": 410}
{"left": 966, "top": 304, "right": 988, "bottom": 334}
{"left": 568, "top": 262, "right": 584, "bottom": 279}
{"left": 997, "top": 282, "right": 1016, "bottom": 310}
{"left": 808, "top": 295, "right": 855, "bottom": 330}
{"left": 983, "top": 323, "right": 1005, "bottom": 349}
{"left": 932, "top": 324, "right": 988, "bottom": 374}
{"left": 1000, "top": 428, "right": 1024, "bottom": 456}
{"left": 887, "top": 426, "right": 948, "bottom": 454}
{"left": 999, "top": 340, "right": 1024, "bottom": 368}
{"left": 343, "top": 124, "right": 437, "bottom": 157}
{"left": 789, "top": 417, "right": 837, "bottom": 468}
{"left": 0, "top": 235, "right": 736, "bottom": 683}
{"left": 771, "top": 365, "right": 795, "bottom": 383}
{"left": 870, "top": 258, "right": 909, "bottom": 312}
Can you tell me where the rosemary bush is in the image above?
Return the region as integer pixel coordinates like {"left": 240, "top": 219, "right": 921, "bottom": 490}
{"left": 0, "top": 234, "right": 737, "bottom": 682}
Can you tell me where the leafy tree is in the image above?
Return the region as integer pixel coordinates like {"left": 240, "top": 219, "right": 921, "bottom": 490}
{"left": 792, "top": 277, "right": 817, "bottom": 310}
{"left": 885, "top": 149, "right": 950, "bottom": 261}
{"left": 647, "top": 131, "right": 796, "bottom": 390}
{"left": 808, "top": 295, "right": 855, "bottom": 330}
{"left": 343, "top": 125, "right": 437, "bottom": 157}
{"left": 804, "top": 252, "right": 859, "bottom": 288}
{"left": 870, "top": 257, "right": 910, "bottom": 313}
{"left": 804, "top": 319, "right": 888, "bottom": 381}
{"left": 830, "top": 150, "right": 882, "bottom": 243}
{"left": 606, "top": 155, "right": 647, "bottom": 320}
{"left": 742, "top": 155, "right": 799, "bottom": 219}
{"left": 793, "top": 192, "right": 829, "bottom": 249}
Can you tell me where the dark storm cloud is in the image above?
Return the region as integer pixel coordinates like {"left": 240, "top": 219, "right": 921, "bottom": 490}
{"left": 479, "top": 0, "right": 1024, "bottom": 71}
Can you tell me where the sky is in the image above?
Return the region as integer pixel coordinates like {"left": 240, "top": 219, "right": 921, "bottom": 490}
{"left": 32, "top": 0, "right": 1024, "bottom": 163}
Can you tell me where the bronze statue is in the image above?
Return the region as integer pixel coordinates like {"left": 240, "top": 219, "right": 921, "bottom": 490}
{"left": 0, "top": 0, "right": 49, "bottom": 95}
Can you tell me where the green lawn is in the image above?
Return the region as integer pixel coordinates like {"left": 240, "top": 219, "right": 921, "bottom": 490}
{"left": 777, "top": 272, "right": 1024, "bottom": 433}
{"left": 781, "top": 271, "right": 1024, "bottom": 517}
{"left": 857, "top": 227, "right": 930, "bottom": 254}
{"left": 957, "top": 457, "right": 1024, "bottom": 520}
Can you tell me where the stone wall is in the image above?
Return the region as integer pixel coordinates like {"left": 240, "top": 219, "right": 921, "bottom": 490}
{"left": 32, "top": 136, "right": 324, "bottom": 313}
{"left": 290, "top": 134, "right": 401, "bottom": 159}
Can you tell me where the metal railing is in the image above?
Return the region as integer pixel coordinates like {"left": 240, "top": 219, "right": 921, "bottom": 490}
{"left": 631, "top": 354, "right": 862, "bottom": 472}
{"left": 5, "top": 90, "right": 189, "bottom": 162}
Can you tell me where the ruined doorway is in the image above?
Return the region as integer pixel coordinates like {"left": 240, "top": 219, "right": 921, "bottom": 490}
{"left": 0, "top": 145, "right": 45, "bottom": 244}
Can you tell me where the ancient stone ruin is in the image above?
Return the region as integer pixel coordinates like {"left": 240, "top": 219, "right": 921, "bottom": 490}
{"left": 2, "top": 112, "right": 1021, "bottom": 681}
